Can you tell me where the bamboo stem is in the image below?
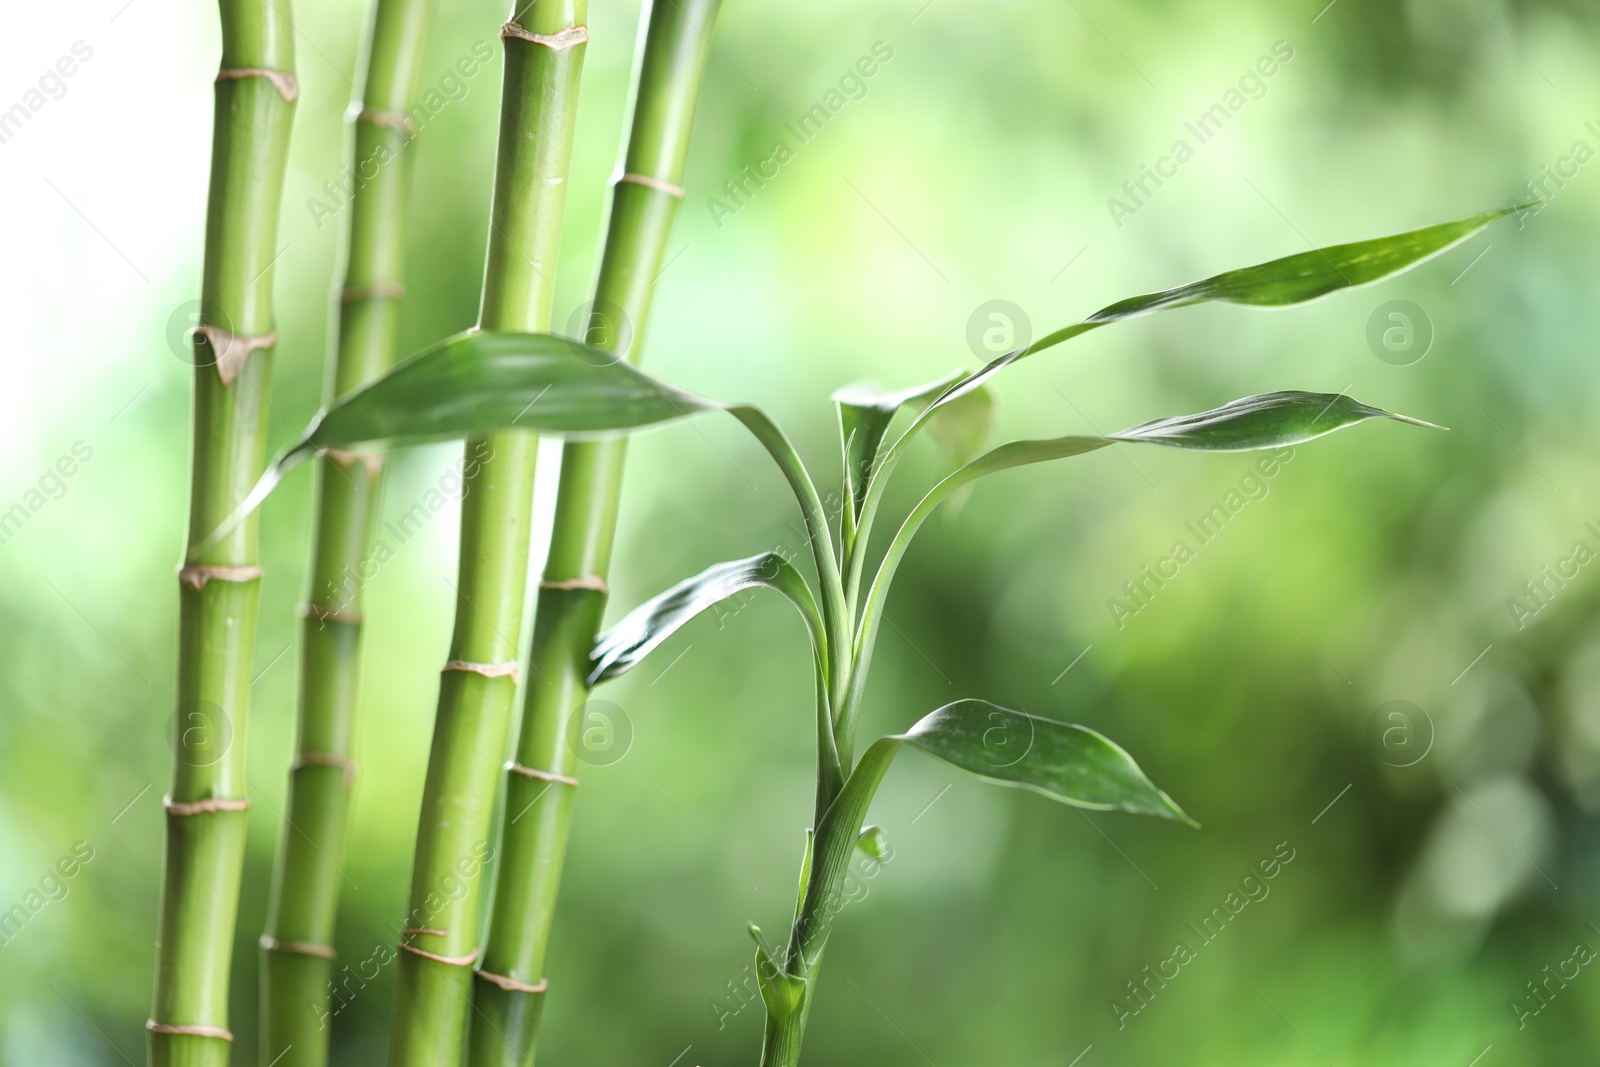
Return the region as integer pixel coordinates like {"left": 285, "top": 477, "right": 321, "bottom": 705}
{"left": 258, "top": 1, "right": 434, "bottom": 1063}
{"left": 386, "top": 4, "right": 587, "bottom": 1064}
{"left": 151, "top": 4, "right": 296, "bottom": 1066}
{"left": 466, "top": 3, "right": 720, "bottom": 1063}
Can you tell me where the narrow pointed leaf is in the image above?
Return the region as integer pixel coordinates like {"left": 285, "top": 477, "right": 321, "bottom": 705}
{"left": 942, "top": 389, "right": 1433, "bottom": 517}
{"left": 895, "top": 206, "right": 1515, "bottom": 459}
{"left": 833, "top": 370, "right": 990, "bottom": 525}
{"left": 588, "top": 552, "right": 823, "bottom": 686}
{"left": 308, "top": 331, "right": 716, "bottom": 450}
{"left": 789, "top": 699, "right": 1188, "bottom": 967}
{"left": 899, "top": 700, "right": 1192, "bottom": 822}
{"left": 203, "top": 334, "right": 849, "bottom": 658}
{"left": 844, "top": 391, "right": 1440, "bottom": 742}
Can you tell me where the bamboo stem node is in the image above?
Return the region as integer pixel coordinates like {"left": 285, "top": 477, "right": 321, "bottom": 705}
{"left": 165, "top": 795, "right": 251, "bottom": 817}
{"left": 178, "top": 563, "right": 264, "bottom": 590}
{"left": 477, "top": 969, "right": 549, "bottom": 994}
{"left": 147, "top": 1020, "right": 234, "bottom": 1041}
{"left": 616, "top": 172, "right": 685, "bottom": 199}
{"left": 398, "top": 942, "right": 479, "bottom": 967}
{"left": 325, "top": 448, "right": 387, "bottom": 477}
{"left": 339, "top": 281, "right": 408, "bottom": 302}
{"left": 292, "top": 751, "right": 358, "bottom": 789}
{"left": 400, "top": 927, "right": 448, "bottom": 937}
{"left": 260, "top": 935, "right": 338, "bottom": 960}
{"left": 350, "top": 105, "right": 418, "bottom": 134}
{"left": 506, "top": 762, "right": 579, "bottom": 788}
{"left": 500, "top": 21, "right": 588, "bottom": 50}
{"left": 196, "top": 324, "right": 277, "bottom": 386}
{"left": 215, "top": 67, "right": 300, "bottom": 102}
{"left": 443, "top": 659, "right": 520, "bottom": 683}
{"left": 540, "top": 574, "right": 609, "bottom": 593}
{"left": 300, "top": 602, "right": 366, "bottom": 626}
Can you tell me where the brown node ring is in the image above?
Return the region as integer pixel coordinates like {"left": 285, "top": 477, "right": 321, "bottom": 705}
{"left": 443, "top": 660, "right": 520, "bottom": 684}
{"left": 339, "top": 281, "right": 407, "bottom": 302}
{"left": 293, "top": 751, "right": 357, "bottom": 788}
{"left": 507, "top": 762, "right": 579, "bottom": 789}
{"left": 178, "top": 564, "right": 264, "bottom": 591}
{"left": 617, "top": 172, "right": 685, "bottom": 200}
{"left": 500, "top": 22, "right": 588, "bottom": 50}
{"left": 540, "top": 574, "right": 608, "bottom": 594}
{"left": 260, "top": 935, "right": 337, "bottom": 960}
{"left": 351, "top": 106, "right": 417, "bottom": 135}
{"left": 215, "top": 67, "right": 300, "bottom": 103}
{"left": 165, "top": 796, "right": 251, "bottom": 817}
{"left": 300, "top": 602, "right": 365, "bottom": 626}
{"left": 398, "top": 942, "right": 478, "bottom": 967}
{"left": 195, "top": 325, "right": 277, "bottom": 386}
{"left": 324, "top": 448, "right": 387, "bottom": 478}
{"left": 477, "top": 969, "right": 549, "bottom": 994}
{"left": 147, "top": 1020, "right": 234, "bottom": 1041}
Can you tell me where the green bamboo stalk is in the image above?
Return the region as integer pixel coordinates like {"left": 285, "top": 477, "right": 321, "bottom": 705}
{"left": 467, "top": 3, "right": 720, "bottom": 1063}
{"left": 386, "top": 4, "right": 588, "bottom": 1064}
{"left": 150, "top": 3, "right": 296, "bottom": 1065}
{"left": 258, "top": 0, "right": 435, "bottom": 1063}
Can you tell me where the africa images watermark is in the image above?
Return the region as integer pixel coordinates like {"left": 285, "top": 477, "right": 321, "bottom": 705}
{"left": 319, "top": 439, "right": 495, "bottom": 614}
{"left": 0, "top": 841, "right": 97, "bottom": 947}
{"left": 1506, "top": 120, "right": 1600, "bottom": 230}
{"left": 707, "top": 841, "right": 896, "bottom": 1031}
{"left": 1109, "top": 840, "right": 1297, "bottom": 1029}
{"left": 706, "top": 41, "right": 896, "bottom": 230}
{"left": 1106, "top": 40, "right": 1295, "bottom": 229}
{"left": 306, "top": 39, "right": 497, "bottom": 229}
{"left": 1105, "top": 447, "right": 1295, "bottom": 629}
{"left": 0, "top": 440, "right": 95, "bottom": 547}
{"left": 1512, "top": 937, "right": 1597, "bottom": 1030}
{"left": 1504, "top": 519, "right": 1600, "bottom": 631}
{"left": 0, "top": 40, "right": 95, "bottom": 148}
{"left": 315, "top": 841, "right": 494, "bottom": 1029}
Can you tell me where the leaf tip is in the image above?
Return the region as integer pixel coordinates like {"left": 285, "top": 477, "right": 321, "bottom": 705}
{"left": 1386, "top": 411, "right": 1448, "bottom": 432}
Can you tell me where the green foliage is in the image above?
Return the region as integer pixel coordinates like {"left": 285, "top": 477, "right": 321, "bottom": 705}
{"left": 203, "top": 205, "right": 1517, "bottom": 1065}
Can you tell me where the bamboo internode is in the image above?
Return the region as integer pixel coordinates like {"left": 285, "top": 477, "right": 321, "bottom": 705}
{"left": 466, "top": 3, "right": 722, "bottom": 1063}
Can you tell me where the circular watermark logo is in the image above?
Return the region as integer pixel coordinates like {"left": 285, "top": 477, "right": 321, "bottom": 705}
{"left": 1366, "top": 300, "right": 1433, "bottom": 367}
{"left": 165, "top": 299, "right": 232, "bottom": 368}
{"left": 168, "top": 699, "right": 232, "bottom": 768}
{"left": 966, "top": 300, "right": 1032, "bottom": 361}
{"left": 1366, "top": 699, "right": 1433, "bottom": 768}
{"left": 980, "top": 706, "right": 1035, "bottom": 768}
{"left": 564, "top": 300, "right": 635, "bottom": 367}
{"left": 576, "top": 698, "right": 633, "bottom": 766}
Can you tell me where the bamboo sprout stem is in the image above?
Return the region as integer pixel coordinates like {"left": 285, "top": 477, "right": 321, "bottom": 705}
{"left": 466, "top": 3, "right": 720, "bottom": 1063}
{"left": 151, "top": 4, "right": 296, "bottom": 1065}
{"left": 258, "top": 0, "right": 435, "bottom": 1063}
{"left": 386, "top": 4, "right": 587, "bottom": 1064}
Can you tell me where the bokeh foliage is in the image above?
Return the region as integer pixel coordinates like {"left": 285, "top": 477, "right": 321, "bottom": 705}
{"left": 4, "top": 0, "right": 1600, "bottom": 1062}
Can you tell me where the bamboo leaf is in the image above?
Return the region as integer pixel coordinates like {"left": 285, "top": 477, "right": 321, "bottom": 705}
{"left": 906, "top": 206, "right": 1516, "bottom": 443}
{"left": 749, "top": 923, "right": 806, "bottom": 1019}
{"left": 898, "top": 700, "right": 1192, "bottom": 822}
{"left": 588, "top": 552, "right": 823, "bottom": 686}
{"left": 205, "top": 334, "right": 851, "bottom": 657}
{"left": 938, "top": 389, "right": 1432, "bottom": 519}
{"left": 842, "top": 391, "right": 1438, "bottom": 746}
{"left": 833, "top": 371, "right": 990, "bottom": 524}
{"left": 307, "top": 331, "right": 715, "bottom": 450}
{"left": 789, "top": 699, "right": 1188, "bottom": 970}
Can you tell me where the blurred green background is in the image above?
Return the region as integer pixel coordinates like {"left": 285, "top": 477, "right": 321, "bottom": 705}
{"left": 4, "top": 0, "right": 1600, "bottom": 1063}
